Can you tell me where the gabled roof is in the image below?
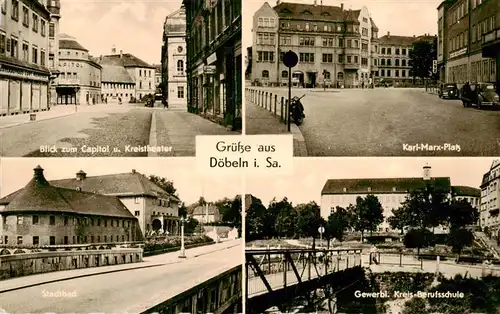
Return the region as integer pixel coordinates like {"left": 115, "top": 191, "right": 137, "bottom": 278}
{"left": 0, "top": 166, "right": 134, "bottom": 218}
{"left": 379, "top": 35, "right": 418, "bottom": 46}
{"left": 100, "top": 64, "right": 134, "bottom": 83}
{"left": 452, "top": 186, "right": 481, "bottom": 197}
{"left": 99, "top": 54, "right": 155, "bottom": 69}
{"left": 191, "top": 203, "right": 219, "bottom": 216}
{"left": 370, "top": 18, "right": 378, "bottom": 31}
{"left": 321, "top": 177, "right": 451, "bottom": 195}
{"left": 273, "top": 2, "right": 359, "bottom": 22}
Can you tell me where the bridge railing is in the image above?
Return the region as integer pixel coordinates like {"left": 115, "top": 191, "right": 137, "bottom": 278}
{"left": 245, "top": 248, "right": 363, "bottom": 297}
{"left": 245, "top": 88, "right": 289, "bottom": 125}
{"left": 141, "top": 265, "right": 242, "bottom": 314}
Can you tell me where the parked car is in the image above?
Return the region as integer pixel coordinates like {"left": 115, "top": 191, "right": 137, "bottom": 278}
{"left": 461, "top": 82, "right": 500, "bottom": 109}
{"left": 438, "top": 83, "right": 459, "bottom": 99}
{"left": 143, "top": 94, "right": 155, "bottom": 107}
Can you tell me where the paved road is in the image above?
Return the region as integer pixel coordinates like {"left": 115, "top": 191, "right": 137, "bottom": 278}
{"left": 0, "top": 241, "right": 242, "bottom": 313}
{"left": 246, "top": 87, "right": 500, "bottom": 156}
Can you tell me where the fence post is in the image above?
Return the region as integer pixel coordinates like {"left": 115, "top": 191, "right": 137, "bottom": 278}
{"left": 274, "top": 95, "right": 277, "bottom": 115}
{"left": 265, "top": 92, "right": 268, "bottom": 109}
{"left": 283, "top": 255, "right": 287, "bottom": 287}
{"left": 257, "top": 91, "right": 260, "bottom": 105}
{"left": 269, "top": 93, "right": 272, "bottom": 111}
{"left": 400, "top": 253, "right": 402, "bottom": 267}
{"left": 280, "top": 97, "right": 284, "bottom": 121}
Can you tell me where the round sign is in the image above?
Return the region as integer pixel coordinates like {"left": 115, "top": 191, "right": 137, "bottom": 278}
{"left": 318, "top": 226, "right": 325, "bottom": 234}
{"left": 283, "top": 50, "right": 298, "bottom": 68}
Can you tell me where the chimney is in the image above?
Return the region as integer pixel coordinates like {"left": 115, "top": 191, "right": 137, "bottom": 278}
{"left": 387, "top": 31, "right": 390, "bottom": 37}
{"left": 76, "top": 170, "right": 86, "bottom": 181}
{"left": 423, "top": 164, "right": 431, "bottom": 181}
{"left": 33, "top": 165, "right": 49, "bottom": 185}
{"left": 313, "top": 0, "right": 317, "bottom": 5}
{"left": 276, "top": 0, "right": 280, "bottom": 4}
{"left": 132, "top": 169, "right": 136, "bottom": 174}
{"left": 111, "top": 45, "right": 116, "bottom": 54}
{"left": 340, "top": 3, "right": 344, "bottom": 10}
{"left": 120, "top": 50, "right": 123, "bottom": 59}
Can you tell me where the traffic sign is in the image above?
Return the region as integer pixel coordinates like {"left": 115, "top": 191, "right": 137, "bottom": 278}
{"left": 432, "top": 60, "right": 437, "bottom": 74}
{"left": 283, "top": 50, "right": 298, "bottom": 68}
{"left": 318, "top": 226, "right": 325, "bottom": 234}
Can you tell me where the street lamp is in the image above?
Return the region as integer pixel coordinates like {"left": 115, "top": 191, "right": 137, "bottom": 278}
{"left": 178, "top": 216, "right": 189, "bottom": 258}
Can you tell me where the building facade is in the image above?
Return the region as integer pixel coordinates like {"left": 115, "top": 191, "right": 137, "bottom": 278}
{"left": 0, "top": 0, "right": 51, "bottom": 115}
{"left": 183, "top": 0, "right": 242, "bottom": 131}
{"left": 320, "top": 166, "right": 452, "bottom": 232}
{"left": 0, "top": 166, "right": 140, "bottom": 246}
{"left": 452, "top": 185, "right": 481, "bottom": 210}
{"left": 438, "top": 0, "right": 498, "bottom": 90}
{"left": 161, "top": 8, "right": 187, "bottom": 106}
{"left": 251, "top": 1, "right": 380, "bottom": 89}
{"left": 47, "top": 0, "right": 60, "bottom": 106}
{"left": 54, "top": 34, "right": 101, "bottom": 105}
{"left": 99, "top": 63, "right": 135, "bottom": 103}
{"left": 480, "top": 160, "right": 500, "bottom": 238}
{"left": 99, "top": 48, "right": 156, "bottom": 101}
{"left": 191, "top": 203, "right": 222, "bottom": 223}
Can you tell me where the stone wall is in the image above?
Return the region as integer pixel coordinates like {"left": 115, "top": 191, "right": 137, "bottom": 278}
{"left": 0, "top": 248, "right": 143, "bottom": 280}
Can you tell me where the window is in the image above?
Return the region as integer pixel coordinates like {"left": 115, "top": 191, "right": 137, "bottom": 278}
{"left": 177, "top": 86, "right": 184, "bottom": 98}
{"left": 1, "top": 0, "right": 5, "bottom": 13}
{"left": 381, "top": 47, "right": 385, "bottom": 54}
{"left": 22, "top": 5, "right": 28, "bottom": 27}
{"left": 32, "top": 13, "right": 38, "bottom": 32}
{"left": 0, "top": 33, "right": 5, "bottom": 55}
{"left": 361, "top": 58, "right": 368, "bottom": 66}
{"left": 262, "top": 70, "right": 269, "bottom": 78}
{"left": 22, "top": 42, "right": 28, "bottom": 61}
{"left": 50, "top": 236, "right": 55, "bottom": 245}
{"left": 337, "top": 72, "right": 344, "bottom": 80}
{"left": 396, "top": 48, "right": 400, "bottom": 55}
{"left": 324, "top": 71, "right": 331, "bottom": 79}
{"left": 49, "top": 22, "right": 55, "bottom": 37}
{"left": 362, "top": 28, "right": 368, "bottom": 36}
{"left": 395, "top": 70, "right": 399, "bottom": 77}
{"left": 33, "top": 236, "right": 39, "bottom": 245}
{"left": 134, "top": 211, "right": 140, "bottom": 216}
{"left": 347, "top": 55, "right": 352, "bottom": 63}
{"left": 64, "top": 236, "right": 68, "bottom": 244}
{"left": 33, "top": 215, "right": 39, "bottom": 224}
{"left": 299, "top": 52, "right": 314, "bottom": 63}
{"left": 32, "top": 46, "right": 38, "bottom": 64}
{"left": 257, "top": 51, "right": 274, "bottom": 62}
{"left": 354, "top": 56, "right": 358, "bottom": 64}
{"left": 17, "top": 216, "right": 23, "bottom": 224}
{"left": 338, "top": 54, "right": 344, "bottom": 63}
{"left": 322, "top": 53, "right": 333, "bottom": 63}
{"left": 387, "top": 59, "right": 392, "bottom": 66}
{"left": 322, "top": 37, "right": 334, "bottom": 47}
{"left": 41, "top": 20, "right": 46, "bottom": 36}
{"left": 10, "top": 37, "right": 18, "bottom": 58}
{"left": 40, "top": 50, "right": 45, "bottom": 66}
{"left": 281, "top": 70, "right": 288, "bottom": 78}
{"left": 338, "top": 38, "right": 344, "bottom": 47}
{"left": 387, "top": 48, "right": 392, "bottom": 54}
{"left": 11, "top": 0, "right": 19, "bottom": 21}
{"left": 258, "top": 17, "right": 263, "bottom": 27}
{"left": 387, "top": 70, "right": 391, "bottom": 77}
{"left": 362, "top": 43, "right": 368, "bottom": 51}
{"left": 299, "top": 36, "right": 315, "bottom": 46}
{"left": 395, "top": 59, "right": 400, "bottom": 66}
{"left": 17, "top": 236, "right": 23, "bottom": 245}
{"left": 280, "top": 35, "right": 291, "bottom": 46}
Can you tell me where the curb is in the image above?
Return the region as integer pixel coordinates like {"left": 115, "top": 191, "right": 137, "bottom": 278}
{"left": 0, "top": 111, "right": 76, "bottom": 129}
{"left": 148, "top": 111, "right": 158, "bottom": 157}
{"left": 193, "top": 242, "right": 241, "bottom": 258}
{"left": 291, "top": 124, "right": 308, "bottom": 157}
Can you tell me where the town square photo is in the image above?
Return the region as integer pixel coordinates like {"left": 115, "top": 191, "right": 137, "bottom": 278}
{"left": 0, "top": 158, "right": 243, "bottom": 313}
{"left": 244, "top": 0, "right": 500, "bottom": 156}
{"left": 0, "top": 0, "right": 242, "bottom": 157}
{"left": 245, "top": 157, "right": 500, "bottom": 313}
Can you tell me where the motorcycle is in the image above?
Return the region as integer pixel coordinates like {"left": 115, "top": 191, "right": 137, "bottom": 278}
{"left": 290, "top": 94, "right": 306, "bottom": 125}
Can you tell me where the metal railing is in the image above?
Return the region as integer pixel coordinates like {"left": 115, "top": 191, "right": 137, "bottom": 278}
{"left": 245, "top": 88, "right": 290, "bottom": 125}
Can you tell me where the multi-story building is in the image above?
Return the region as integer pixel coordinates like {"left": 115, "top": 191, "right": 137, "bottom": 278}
{"left": 480, "top": 160, "right": 500, "bottom": 238}
{"left": 161, "top": 7, "right": 187, "bottom": 107}
{"left": 0, "top": 0, "right": 51, "bottom": 115}
{"left": 0, "top": 166, "right": 140, "bottom": 246}
{"left": 190, "top": 203, "right": 222, "bottom": 223}
{"left": 47, "top": 0, "right": 61, "bottom": 106}
{"left": 183, "top": 0, "right": 242, "bottom": 131}
{"left": 99, "top": 62, "right": 135, "bottom": 103}
{"left": 452, "top": 185, "right": 481, "bottom": 210}
{"left": 54, "top": 34, "right": 101, "bottom": 105}
{"left": 251, "top": 1, "right": 380, "bottom": 89}
{"left": 153, "top": 64, "right": 161, "bottom": 93}
{"left": 320, "top": 166, "right": 452, "bottom": 232}
{"left": 99, "top": 48, "right": 156, "bottom": 101}
{"left": 438, "top": 0, "right": 498, "bottom": 90}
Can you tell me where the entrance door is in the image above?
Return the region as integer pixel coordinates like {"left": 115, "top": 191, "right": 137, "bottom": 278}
{"left": 307, "top": 72, "right": 317, "bottom": 88}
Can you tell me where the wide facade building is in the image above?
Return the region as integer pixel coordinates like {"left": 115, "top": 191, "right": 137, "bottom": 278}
{"left": 320, "top": 167, "right": 452, "bottom": 232}
{"left": 99, "top": 63, "right": 135, "bottom": 103}
{"left": 161, "top": 8, "right": 187, "bottom": 106}
{"left": 183, "top": 0, "right": 242, "bottom": 131}
{"left": 54, "top": 34, "right": 102, "bottom": 105}
{"left": 480, "top": 160, "right": 500, "bottom": 237}
{"left": 99, "top": 49, "right": 156, "bottom": 102}
{"left": 0, "top": 166, "right": 140, "bottom": 246}
{"left": 438, "top": 0, "right": 498, "bottom": 90}
{"left": 251, "top": 1, "right": 380, "bottom": 89}
{"left": 0, "top": 0, "right": 52, "bottom": 115}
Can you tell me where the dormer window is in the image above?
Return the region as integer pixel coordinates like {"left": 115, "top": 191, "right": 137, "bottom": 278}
{"left": 321, "top": 12, "right": 331, "bottom": 16}
{"left": 392, "top": 187, "right": 397, "bottom": 192}
{"left": 280, "top": 8, "right": 293, "bottom": 14}
{"left": 301, "top": 10, "right": 312, "bottom": 15}
{"left": 343, "top": 187, "right": 347, "bottom": 192}
{"left": 368, "top": 187, "right": 372, "bottom": 192}
{"left": 305, "top": 23, "right": 310, "bottom": 31}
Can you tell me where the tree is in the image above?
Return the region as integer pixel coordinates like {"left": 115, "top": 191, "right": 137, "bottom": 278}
{"left": 295, "top": 201, "right": 323, "bottom": 248}
{"left": 448, "top": 199, "right": 478, "bottom": 229}
{"left": 148, "top": 175, "right": 178, "bottom": 197}
{"left": 185, "top": 217, "right": 199, "bottom": 234}
{"left": 178, "top": 202, "right": 188, "bottom": 218}
{"left": 327, "top": 206, "right": 351, "bottom": 244}
{"left": 403, "top": 228, "right": 435, "bottom": 255}
{"left": 215, "top": 196, "right": 241, "bottom": 226}
{"left": 388, "top": 206, "right": 410, "bottom": 234}
{"left": 447, "top": 228, "right": 473, "bottom": 258}
{"left": 245, "top": 195, "right": 268, "bottom": 240}
{"left": 265, "top": 198, "right": 292, "bottom": 238}
{"left": 275, "top": 204, "right": 297, "bottom": 237}
{"left": 409, "top": 39, "right": 436, "bottom": 82}
{"left": 352, "top": 195, "right": 384, "bottom": 242}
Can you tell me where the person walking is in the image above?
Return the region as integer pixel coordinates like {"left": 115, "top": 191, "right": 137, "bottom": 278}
{"left": 370, "top": 244, "right": 379, "bottom": 265}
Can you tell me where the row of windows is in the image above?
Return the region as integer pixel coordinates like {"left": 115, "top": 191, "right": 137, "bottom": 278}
{"left": 6, "top": 234, "right": 131, "bottom": 246}
{"left": 380, "top": 69, "right": 411, "bottom": 78}
{"left": 263, "top": 70, "right": 371, "bottom": 82}
{"left": 139, "top": 69, "right": 153, "bottom": 78}
{"left": 13, "top": 215, "right": 133, "bottom": 228}
{"left": 380, "top": 47, "right": 409, "bottom": 56}
{"left": 2, "top": 0, "right": 47, "bottom": 36}
{"left": 472, "top": 15, "right": 496, "bottom": 44}
{"left": 448, "top": 0, "right": 468, "bottom": 26}
{"left": 380, "top": 58, "right": 411, "bottom": 67}
{"left": 103, "top": 83, "right": 134, "bottom": 89}
{"left": 0, "top": 33, "right": 46, "bottom": 66}
{"left": 257, "top": 32, "right": 275, "bottom": 45}
{"left": 448, "top": 59, "right": 496, "bottom": 84}
{"left": 257, "top": 17, "right": 276, "bottom": 28}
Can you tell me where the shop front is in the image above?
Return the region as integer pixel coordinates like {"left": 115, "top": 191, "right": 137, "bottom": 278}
{"left": 56, "top": 86, "right": 80, "bottom": 105}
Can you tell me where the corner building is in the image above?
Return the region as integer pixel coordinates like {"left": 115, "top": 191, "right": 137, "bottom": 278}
{"left": 183, "top": 0, "right": 242, "bottom": 131}
{"left": 251, "top": 1, "right": 380, "bottom": 88}
{"left": 480, "top": 160, "right": 500, "bottom": 239}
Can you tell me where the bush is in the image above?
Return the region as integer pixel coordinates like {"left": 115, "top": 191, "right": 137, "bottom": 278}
{"left": 143, "top": 235, "right": 213, "bottom": 253}
{"left": 403, "top": 229, "right": 435, "bottom": 251}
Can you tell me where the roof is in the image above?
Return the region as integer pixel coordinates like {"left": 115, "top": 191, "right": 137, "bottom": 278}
{"left": 379, "top": 35, "right": 418, "bottom": 46}
{"left": 49, "top": 170, "right": 180, "bottom": 201}
{"left": 153, "top": 64, "right": 162, "bottom": 72}
{"left": 100, "top": 64, "right": 134, "bottom": 83}
{"left": 273, "top": 2, "right": 359, "bottom": 22}
{"left": 321, "top": 177, "right": 452, "bottom": 195}
{"left": 191, "top": 204, "right": 219, "bottom": 216}
{"left": 370, "top": 18, "right": 378, "bottom": 31}
{"left": 0, "top": 166, "right": 135, "bottom": 219}
{"left": 99, "top": 54, "right": 155, "bottom": 69}
{"left": 59, "top": 38, "right": 88, "bottom": 52}
{"left": 452, "top": 186, "right": 481, "bottom": 197}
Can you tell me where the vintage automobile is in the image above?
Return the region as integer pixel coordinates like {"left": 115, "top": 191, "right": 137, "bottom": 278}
{"left": 438, "top": 83, "right": 459, "bottom": 99}
{"left": 461, "top": 82, "right": 500, "bottom": 108}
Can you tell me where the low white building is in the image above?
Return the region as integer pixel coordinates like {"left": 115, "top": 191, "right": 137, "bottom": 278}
{"left": 100, "top": 64, "right": 135, "bottom": 103}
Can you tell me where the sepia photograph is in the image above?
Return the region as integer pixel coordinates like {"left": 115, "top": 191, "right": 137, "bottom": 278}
{"left": 0, "top": 0, "right": 242, "bottom": 157}
{"left": 244, "top": 0, "right": 500, "bottom": 157}
{"left": 245, "top": 158, "right": 500, "bottom": 313}
{"left": 0, "top": 158, "right": 243, "bottom": 313}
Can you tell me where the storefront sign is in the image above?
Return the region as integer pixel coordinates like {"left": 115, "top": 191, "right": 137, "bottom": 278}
{"left": 450, "top": 47, "right": 467, "bottom": 59}
{"left": 0, "top": 67, "right": 49, "bottom": 82}
{"left": 206, "top": 52, "right": 217, "bottom": 65}
{"left": 204, "top": 65, "right": 216, "bottom": 74}
{"left": 195, "top": 63, "right": 204, "bottom": 75}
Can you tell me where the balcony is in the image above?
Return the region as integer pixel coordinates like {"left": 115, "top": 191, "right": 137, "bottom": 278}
{"left": 57, "top": 78, "right": 80, "bottom": 86}
{"left": 482, "top": 28, "right": 500, "bottom": 58}
{"left": 343, "top": 63, "right": 360, "bottom": 70}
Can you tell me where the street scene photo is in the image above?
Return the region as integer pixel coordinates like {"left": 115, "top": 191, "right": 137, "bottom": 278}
{"left": 244, "top": 0, "right": 500, "bottom": 156}
{"left": 245, "top": 158, "right": 500, "bottom": 313}
{"left": 0, "top": 158, "right": 243, "bottom": 313}
{"left": 0, "top": 0, "right": 242, "bottom": 157}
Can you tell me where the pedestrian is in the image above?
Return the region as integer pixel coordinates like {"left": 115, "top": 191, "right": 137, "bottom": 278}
{"left": 370, "top": 244, "right": 379, "bottom": 265}
{"left": 164, "top": 99, "right": 168, "bottom": 109}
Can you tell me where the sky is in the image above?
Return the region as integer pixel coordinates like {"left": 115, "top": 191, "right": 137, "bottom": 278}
{"left": 0, "top": 158, "right": 242, "bottom": 205}
{"left": 58, "top": 0, "right": 183, "bottom": 65}
{"left": 243, "top": 0, "right": 441, "bottom": 49}
{"left": 246, "top": 158, "right": 496, "bottom": 206}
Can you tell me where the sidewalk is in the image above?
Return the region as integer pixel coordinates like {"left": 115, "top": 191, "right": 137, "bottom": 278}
{"left": 0, "top": 240, "right": 241, "bottom": 293}
{"left": 0, "top": 104, "right": 129, "bottom": 129}
{"left": 245, "top": 101, "right": 288, "bottom": 135}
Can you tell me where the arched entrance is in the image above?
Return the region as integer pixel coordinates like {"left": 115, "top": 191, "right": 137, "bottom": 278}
{"left": 152, "top": 219, "right": 162, "bottom": 231}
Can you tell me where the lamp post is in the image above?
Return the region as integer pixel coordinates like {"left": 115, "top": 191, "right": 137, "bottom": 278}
{"left": 178, "top": 216, "right": 189, "bottom": 258}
